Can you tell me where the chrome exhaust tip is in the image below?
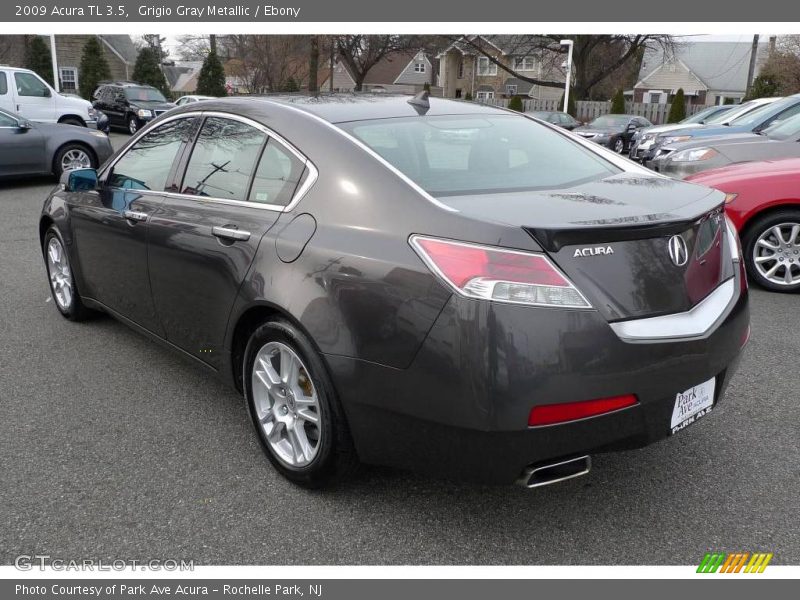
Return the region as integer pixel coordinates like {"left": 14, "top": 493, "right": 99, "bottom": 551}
{"left": 516, "top": 455, "right": 591, "bottom": 489}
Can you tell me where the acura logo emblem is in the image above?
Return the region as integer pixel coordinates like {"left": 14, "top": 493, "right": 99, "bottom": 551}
{"left": 668, "top": 235, "right": 689, "bottom": 267}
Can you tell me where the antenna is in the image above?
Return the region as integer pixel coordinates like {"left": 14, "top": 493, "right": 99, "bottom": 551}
{"left": 407, "top": 90, "right": 430, "bottom": 116}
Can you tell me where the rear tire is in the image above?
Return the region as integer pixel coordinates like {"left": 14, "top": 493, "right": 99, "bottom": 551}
{"left": 43, "top": 226, "right": 94, "bottom": 321}
{"left": 243, "top": 319, "right": 359, "bottom": 488}
{"left": 742, "top": 210, "right": 800, "bottom": 292}
{"left": 613, "top": 138, "right": 625, "bottom": 153}
{"left": 53, "top": 143, "right": 96, "bottom": 177}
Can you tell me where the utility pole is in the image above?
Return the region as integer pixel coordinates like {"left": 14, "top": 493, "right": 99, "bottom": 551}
{"left": 329, "top": 36, "right": 335, "bottom": 93}
{"left": 745, "top": 34, "right": 760, "bottom": 97}
{"left": 309, "top": 36, "right": 319, "bottom": 93}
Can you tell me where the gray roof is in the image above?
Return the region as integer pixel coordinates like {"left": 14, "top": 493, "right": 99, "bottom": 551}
{"left": 504, "top": 77, "right": 534, "bottom": 94}
{"left": 98, "top": 35, "right": 138, "bottom": 64}
{"left": 638, "top": 41, "right": 769, "bottom": 93}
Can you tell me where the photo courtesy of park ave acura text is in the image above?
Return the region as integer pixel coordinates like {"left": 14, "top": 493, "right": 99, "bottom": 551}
{"left": 0, "top": 3, "right": 798, "bottom": 581}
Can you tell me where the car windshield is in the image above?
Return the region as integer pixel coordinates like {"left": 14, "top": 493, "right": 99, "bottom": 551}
{"left": 763, "top": 113, "right": 800, "bottom": 140}
{"left": 340, "top": 114, "right": 620, "bottom": 197}
{"left": 588, "top": 115, "right": 630, "bottom": 128}
{"left": 124, "top": 86, "right": 167, "bottom": 102}
{"left": 729, "top": 99, "right": 793, "bottom": 128}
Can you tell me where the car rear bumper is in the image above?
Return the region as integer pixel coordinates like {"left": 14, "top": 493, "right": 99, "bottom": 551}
{"left": 325, "top": 276, "right": 749, "bottom": 484}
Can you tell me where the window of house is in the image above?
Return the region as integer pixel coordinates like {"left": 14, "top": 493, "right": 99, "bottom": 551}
{"left": 109, "top": 118, "right": 197, "bottom": 192}
{"left": 0, "top": 72, "right": 7, "bottom": 96}
{"left": 414, "top": 62, "right": 426, "bottom": 73}
{"left": 649, "top": 92, "right": 662, "bottom": 104}
{"left": 477, "top": 57, "right": 497, "bottom": 76}
{"left": 59, "top": 67, "right": 78, "bottom": 93}
{"left": 457, "top": 60, "right": 465, "bottom": 79}
{"left": 248, "top": 139, "right": 306, "bottom": 206}
{"left": 455, "top": 89, "right": 463, "bottom": 98}
{"left": 181, "top": 117, "right": 266, "bottom": 202}
{"left": 513, "top": 57, "right": 536, "bottom": 71}
{"left": 506, "top": 85, "right": 518, "bottom": 96}
{"left": 476, "top": 91, "right": 495, "bottom": 101}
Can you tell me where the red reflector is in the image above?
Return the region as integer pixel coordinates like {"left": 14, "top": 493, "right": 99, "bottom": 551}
{"left": 529, "top": 395, "right": 638, "bottom": 426}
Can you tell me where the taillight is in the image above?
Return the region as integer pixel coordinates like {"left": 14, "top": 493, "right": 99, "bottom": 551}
{"left": 529, "top": 395, "right": 638, "bottom": 426}
{"left": 410, "top": 235, "right": 591, "bottom": 308}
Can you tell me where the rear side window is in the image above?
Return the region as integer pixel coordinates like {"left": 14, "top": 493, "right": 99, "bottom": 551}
{"left": 108, "top": 117, "right": 196, "bottom": 191}
{"left": 341, "top": 114, "right": 620, "bottom": 196}
{"left": 181, "top": 117, "right": 266, "bottom": 201}
{"left": 248, "top": 139, "right": 305, "bottom": 206}
{"left": 0, "top": 73, "right": 7, "bottom": 95}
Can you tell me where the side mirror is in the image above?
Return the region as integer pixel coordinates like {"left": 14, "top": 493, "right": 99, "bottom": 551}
{"left": 43, "top": 87, "right": 52, "bottom": 98}
{"left": 61, "top": 168, "right": 99, "bottom": 192}
{"left": 17, "top": 119, "right": 31, "bottom": 130}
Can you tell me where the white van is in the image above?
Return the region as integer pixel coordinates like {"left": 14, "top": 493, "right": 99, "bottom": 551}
{"left": 0, "top": 66, "right": 99, "bottom": 128}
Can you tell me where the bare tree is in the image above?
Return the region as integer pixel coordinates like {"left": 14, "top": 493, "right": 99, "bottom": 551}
{"left": 175, "top": 35, "right": 211, "bottom": 61}
{"left": 453, "top": 35, "right": 674, "bottom": 100}
{"left": 335, "top": 35, "right": 426, "bottom": 91}
{"left": 308, "top": 36, "right": 319, "bottom": 93}
{"left": 222, "top": 35, "right": 311, "bottom": 93}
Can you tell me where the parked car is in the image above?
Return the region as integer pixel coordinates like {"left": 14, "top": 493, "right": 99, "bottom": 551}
{"left": 687, "top": 158, "right": 800, "bottom": 292}
{"left": 528, "top": 110, "right": 581, "bottom": 130}
{"left": 92, "top": 82, "right": 175, "bottom": 134}
{"left": 650, "top": 112, "right": 800, "bottom": 179}
{"left": 573, "top": 114, "right": 653, "bottom": 153}
{"left": 0, "top": 66, "right": 100, "bottom": 129}
{"left": 648, "top": 95, "right": 800, "bottom": 169}
{"left": 174, "top": 95, "right": 217, "bottom": 106}
{"left": 629, "top": 104, "right": 735, "bottom": 162}
{"left": 0, "top": 107, "right": 112, "bottom": 179}
{"left": 635, "top": 98, "right": 783, "bottom": 167}
{"left": 40, "top": 95, "right": 749, "bottom": 488}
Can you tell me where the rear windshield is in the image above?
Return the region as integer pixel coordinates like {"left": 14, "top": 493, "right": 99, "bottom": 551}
{"left": 124, "top": 86, "right": 167, "bottom": 102}
{"left": 339, "top": 115, "right": 620, "bottom": 196}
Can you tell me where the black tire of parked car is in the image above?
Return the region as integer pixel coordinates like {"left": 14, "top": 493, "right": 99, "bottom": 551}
{"left": 742, "top": 209, "right": 800, "bottom": 293}
{"left": 43, "top": 226, "right": 95, "bottom": 321}
{"left": 243, "top": 319, "right": 360, "bottom": 488}
{"left": 127, "top": 115, "right": 139, "bottom": 135}
{"left": 53, "top": 143, "right": 97, "bottom": 178}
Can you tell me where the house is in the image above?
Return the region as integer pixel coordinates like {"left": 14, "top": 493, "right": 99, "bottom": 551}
{"left": 320, "top": 49, "right": 437, "bottom": 93}
{"left": 0, "top": 35, "right": 137, "bottom": 94}
{"left": 437, "top": 35, "right": 565, "bottom": 101}
{"left": 163, "top": 61, "right": 201, "bottom": 95}
{"left": 632, "top": 40, "right": 771, "bottom": 107}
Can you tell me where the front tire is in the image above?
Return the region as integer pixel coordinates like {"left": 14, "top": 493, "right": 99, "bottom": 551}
{"left": 54, "top": 144, "right": 95, "bottom": 177}
{"left": 742, "top": 210, "right": 800, "bottom": 292}
{"left": 127, "top": 115, "right": 139, "bottom": 135}
{"left": 613, "top": 137, "right": 625, "bottom": 153}
{"left": 43, "top": 226, "right": 94, "bottom": 321}
{"left": 243, "top": 319, "right": 358, "bottom": 488}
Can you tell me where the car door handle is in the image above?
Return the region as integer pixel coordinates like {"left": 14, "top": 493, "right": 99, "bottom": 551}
{"left": 123, "top": 210, "right": 149, "bottom": 222}
{"left": 212, "top": 226, "right": 251, "bottom": 242}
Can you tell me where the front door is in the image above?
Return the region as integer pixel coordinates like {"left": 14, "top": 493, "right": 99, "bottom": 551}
{"left": 69, "top": 116, "right": 198, "bottom": 334}
{"left": 147, "top": 115, "right": 307, "bottom": 369}
{"left": 12, "top": 72, "right": 56, "bottom": 122}
{"left": 0, "top": 112, "right": 46, "bottom": 176}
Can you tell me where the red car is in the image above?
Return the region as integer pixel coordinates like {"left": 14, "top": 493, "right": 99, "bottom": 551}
{"left": 687, "top": 158, "right": 800, "bottom": 292}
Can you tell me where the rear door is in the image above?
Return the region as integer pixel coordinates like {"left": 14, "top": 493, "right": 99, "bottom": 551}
{"left": 69, "top": 116, "right": 199, "bottom": 333}
{"left": 12, "top": 71, "right": 56, "bottom": 122}
{"left": 147, "top": 114, "right": 309, "bottom": 369}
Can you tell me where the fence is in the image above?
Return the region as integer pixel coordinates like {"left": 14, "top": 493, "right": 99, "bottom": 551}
{"left": 482, "top": 98, "right": 707, "bottom": 125}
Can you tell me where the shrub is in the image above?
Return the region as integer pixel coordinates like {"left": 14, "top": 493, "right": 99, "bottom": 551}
{"left": 507, "top": 95, "right": 524, "bottom": 112}
{"left": 196, "top": 50, "right": 227, "bottom": 97}
{"left": 610, "top": 89, "right": 625, "bottom": 114}
{"left": 667, "top": 88, "right": 686, "bottom": 123}
{"left": 132, "top": 47, "right": 170, "bottom": 96}
{"left": 25, "top": 35, "right": 54, "bottom": 87}
{"left": 79, "top": 37, "right": 111, "bottom": 100}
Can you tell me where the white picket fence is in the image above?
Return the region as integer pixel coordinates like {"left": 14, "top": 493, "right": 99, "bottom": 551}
{"left": 481, "top": 98, "right": 707, "bottom": 125}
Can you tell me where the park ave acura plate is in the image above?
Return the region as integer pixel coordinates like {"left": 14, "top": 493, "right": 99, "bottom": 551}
{"left": 670, "top": 377, "right": 715, "bottom": 434}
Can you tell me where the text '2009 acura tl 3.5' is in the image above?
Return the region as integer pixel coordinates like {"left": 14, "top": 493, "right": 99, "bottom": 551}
{"left": 40, "top": 94, "right": 750, "bottom": 488}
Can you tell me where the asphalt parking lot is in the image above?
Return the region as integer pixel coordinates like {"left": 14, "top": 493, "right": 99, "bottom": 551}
{"left": 1, "top": 132, "right": 798, "bottom": 565}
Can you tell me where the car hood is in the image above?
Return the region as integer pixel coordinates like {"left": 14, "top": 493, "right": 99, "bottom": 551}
{"left": 641, "top": 123, "right": 701, "bottom": 136}
{"left": 129, "top": 100, "right": 175, "bottom": 110}
{"left": 574, "top": 126, "right": 621, "bottom": 135}
{"left": 687, "top": 157, "right": 800, "bottom": 186}
{"left": 659, "top": 133, "right": 764, "bottom": 154}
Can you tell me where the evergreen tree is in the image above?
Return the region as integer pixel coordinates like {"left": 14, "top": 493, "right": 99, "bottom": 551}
{"left": 283, "top": 76, "right": 299, "bottom": 93}
{"left": 507, "top": 95, "right": 524, "bottom": 112}
{"left": 464, "top": 92, "right": 473, "bottom": 101}
{"left": 610, "top": 89, "right": 626, "bottom": 114}
{"left": 132, "top": 46, "right": 170, "bottom": 96}
{"left": 79, "top": 37, "right": 111, "bottom": 100}
{"left": 667, "top": 88, "right": 686, "bottom": 123}
{"left": 25, "top": 36, "right": 54, "bottom": 87}
{"left": 196, "top": 49, "right": 227, "bottom": 97}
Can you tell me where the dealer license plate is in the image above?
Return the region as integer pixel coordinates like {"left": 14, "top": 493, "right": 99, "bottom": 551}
{"left": 670, "top": 377, "right": 715, "bottom": 434}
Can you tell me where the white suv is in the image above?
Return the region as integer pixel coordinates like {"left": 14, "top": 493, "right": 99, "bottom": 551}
{"left": 0, "top": 66, "right": 99, "bottom": 128}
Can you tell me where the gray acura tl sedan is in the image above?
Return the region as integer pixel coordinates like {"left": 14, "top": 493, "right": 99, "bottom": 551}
{"left": 39, "top": 95, "right": 750, "bottom": 488}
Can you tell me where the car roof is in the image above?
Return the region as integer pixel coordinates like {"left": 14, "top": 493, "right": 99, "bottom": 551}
{"left": 192, "top": 94, "right": 509, "bottom": 124}
{"left": 0, "top": 66, "right": 35, "bottom": 72}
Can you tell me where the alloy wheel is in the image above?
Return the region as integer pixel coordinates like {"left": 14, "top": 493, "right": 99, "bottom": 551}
{"left": 46, "top": 237, "right": 73, "bottom": 310}
{"left": 251, "top": 341, "right": 322, "bottom": 468}
{"left": 128, "top": 117, "right": 138, "bottom": 135}
{"left": 60, "top": 148, "right": 91, "bottom": 173}
{"left": 614, "top": 138, "right": 625, "bottom": 153}
{"left": 752, "top": 222, "right": 800, "bottom": 286}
